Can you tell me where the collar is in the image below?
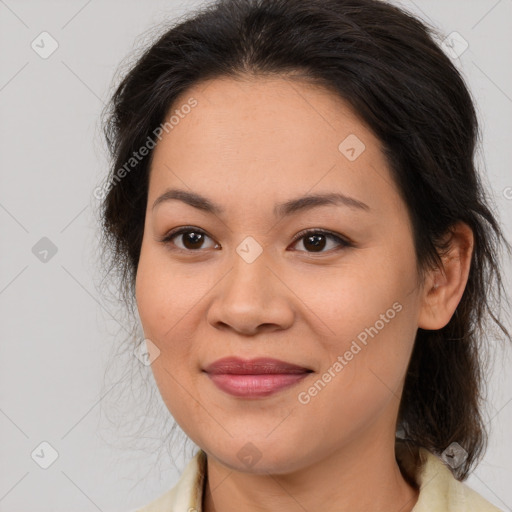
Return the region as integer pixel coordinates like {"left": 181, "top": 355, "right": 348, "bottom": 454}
{"left": 137, "top": 439, "right": 502, "bottom": 511}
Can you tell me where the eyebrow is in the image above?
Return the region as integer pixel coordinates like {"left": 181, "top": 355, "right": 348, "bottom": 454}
{"left": 152, "top": 188, "right": 370, "bottom": 217}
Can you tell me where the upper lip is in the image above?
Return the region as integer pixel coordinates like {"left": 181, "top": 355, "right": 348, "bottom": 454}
{"left": 203, "top": 357, "right": 313, "bottom": 375}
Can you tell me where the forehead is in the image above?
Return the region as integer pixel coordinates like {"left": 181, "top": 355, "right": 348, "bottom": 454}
{"left": 148, "top": 75, "right": 400, "bottom": 219}
{"left": 155, "top": 74, "right": 379, "bottom": 158}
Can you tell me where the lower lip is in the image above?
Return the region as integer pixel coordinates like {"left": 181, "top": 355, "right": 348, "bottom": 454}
{"left": 206, "top": 372, "right": 311, "bottom": 398}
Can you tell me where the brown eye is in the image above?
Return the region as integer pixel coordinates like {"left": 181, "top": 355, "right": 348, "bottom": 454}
{"left": 160, "top": 227, "right": 351, "bottom": 254}
{"left": 161, "top": 227, "right": 219, "bottom": 251}
{"left": 290, "top": 229, "right": 351, "bottom": 253}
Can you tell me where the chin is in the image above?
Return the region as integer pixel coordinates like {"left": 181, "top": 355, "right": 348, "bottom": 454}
{"left": 204, "top": 439, "right": 310, "bottom": 475}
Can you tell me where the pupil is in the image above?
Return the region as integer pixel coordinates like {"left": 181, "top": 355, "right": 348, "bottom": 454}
{"left": 304, "top": 234, "right": 326, "bottom": 252}
{"left": 184, "top": 232, "right": 203, "bottom": 249}
{"left": 180, "top": 232, "right": 327, "bottom": 251}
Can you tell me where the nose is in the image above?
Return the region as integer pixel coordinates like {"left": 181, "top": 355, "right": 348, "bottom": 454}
{"left": 206, "top": 246, "right": 295, "bottom": 336}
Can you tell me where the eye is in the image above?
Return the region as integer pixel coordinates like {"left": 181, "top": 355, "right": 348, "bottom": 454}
{"left": 159, "top": 227, "right": 352, "bottom": 254}
{"left": 160, "top": 226, "right": 219, "bottom": 252}
{"left": 289, "top": 229, "right": 352, "bottom": 253}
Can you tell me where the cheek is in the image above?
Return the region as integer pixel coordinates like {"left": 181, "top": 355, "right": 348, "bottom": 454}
{"left": 291, "top": 250, "right": 418, "bottom": 408}
{"left": 135, "top": 250, "right": 190, "bottom": 395}
{"left": 296, "top": 303, "right": 416, "bottom": 441}
{"left": 134, "top": 244, "right": 214, "bottom": 375}
{"left": 135, "top": 249, "right": 204, "bottom": 422}
{"left": 290, "top": 251, "right": 414, "bottom": 343}
{"left": 135, "top": 245, "right": 199, "bottom": 339}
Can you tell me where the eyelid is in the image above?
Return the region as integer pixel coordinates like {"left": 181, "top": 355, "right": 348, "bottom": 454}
{"left": 289, "top": 228, "right": 353, "bottom": 251}
{"left": 159, "top": 226, "right": 218, "bottom": 251}
{"left": 159, "top": 226, "right": 353, "bottom": 253}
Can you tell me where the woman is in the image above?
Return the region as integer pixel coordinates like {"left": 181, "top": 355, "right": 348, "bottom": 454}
{"left": 98, "top": 0, "right": 511, "bottom": 510}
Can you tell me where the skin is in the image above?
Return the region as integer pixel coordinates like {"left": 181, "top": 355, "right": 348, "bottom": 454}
{"left": 135, "top": 75, "right": 474, "bottom": 512}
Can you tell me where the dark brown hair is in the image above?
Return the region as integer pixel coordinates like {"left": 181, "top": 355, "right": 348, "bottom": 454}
{"left": 97, "top": 0, "right": 511, "bottom": 479}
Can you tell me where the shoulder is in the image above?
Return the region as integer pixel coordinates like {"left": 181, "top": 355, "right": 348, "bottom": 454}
{"left": 134, "top": 449, "right": 206, "bottom": 512}
{"left": 396, "top": 440, "right": 503, "bottom": 512}
{"left": 133, "top": 442, "right": 503, "bottom": 512}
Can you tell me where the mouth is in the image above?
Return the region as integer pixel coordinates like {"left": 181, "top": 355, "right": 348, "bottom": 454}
{"left": 202, "top": 357, "right": 313, "bottom": 398}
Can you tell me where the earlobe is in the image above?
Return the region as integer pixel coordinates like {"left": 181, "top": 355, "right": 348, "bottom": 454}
{"left": 417, "top": 222, "right": 474, "bottom": 330}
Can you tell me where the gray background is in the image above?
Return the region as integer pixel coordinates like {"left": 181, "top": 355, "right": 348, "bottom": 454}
{"left": 1, "top": 0, "right": 511, "bottom": 511}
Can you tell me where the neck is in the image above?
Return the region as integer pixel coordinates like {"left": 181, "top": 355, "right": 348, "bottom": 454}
{"left": 202, "top": 434, "right": 419, "bottom": 512}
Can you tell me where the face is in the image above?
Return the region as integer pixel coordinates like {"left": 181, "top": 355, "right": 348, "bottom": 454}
{"left": 135, "top": 75, "right": 426, "bottom": 474}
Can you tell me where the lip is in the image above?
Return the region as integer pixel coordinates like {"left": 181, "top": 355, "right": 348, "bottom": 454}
{"left": 203, "top": 357, "right": 312, "bottom": 375}
{"left": 203, "top": 357, "right": 313, "bottom": 398}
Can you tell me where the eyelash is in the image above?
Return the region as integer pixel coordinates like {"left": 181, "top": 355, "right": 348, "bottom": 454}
{"left": 159, "top": 226, "right": 353, "bottom": 254}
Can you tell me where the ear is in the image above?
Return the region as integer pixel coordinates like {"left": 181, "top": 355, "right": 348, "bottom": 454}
{"left": 418, "top": 221, "right": 474, "bottom": 330}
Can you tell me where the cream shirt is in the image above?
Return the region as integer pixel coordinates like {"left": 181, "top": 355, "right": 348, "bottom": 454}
{"left": 135, "top": 440, "right": 503, "bottom": 511}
